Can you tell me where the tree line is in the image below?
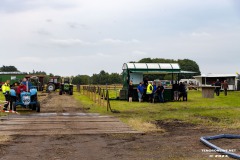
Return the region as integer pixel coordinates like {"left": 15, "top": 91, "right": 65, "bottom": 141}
{"left": 0, "top": 58, "right": 201, "bottom": 85}
{"left": 137, "top": 58, "right": 201, "bottom": 80}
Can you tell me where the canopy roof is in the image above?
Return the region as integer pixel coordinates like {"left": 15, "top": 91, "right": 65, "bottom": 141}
{"left": 122, "top": 63, "right": 182, "bottom": 73}
{"left": 0, "top": 72, "right": 27, "bottom": 75}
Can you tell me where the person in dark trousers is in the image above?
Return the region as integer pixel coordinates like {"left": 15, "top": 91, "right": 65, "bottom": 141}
{"left": 152, "top": 81, "right": 157, "bottom": 103}
{"left": 173, "top": 82, "right": 179, "bottom": 101}
{"left": 222, "top": 80, "right": 228, "bottom": 96}
{"left": 178, "top": 82, "right": 187, "bottom": 101}
{"left": 146, "top": 81, "right": 153, "bottom": 102}
{"left": 156, "top": 82, "right": 164, "bottom": 103}
{"left": 128, "top": 80, "right": 134, "bottom": 102}
{"left": 215, "top": 79, "right": 221, "bottom": 96}
{"left": 137, "top": 82, "right": 144, "bottom": 102}
{"left": 1, "top": 80, "right": 11, "bottom": 110}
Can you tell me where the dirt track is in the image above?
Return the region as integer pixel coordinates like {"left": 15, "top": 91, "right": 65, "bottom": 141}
{"left": 0, "top": 92, "right": 239, "bottom": 160}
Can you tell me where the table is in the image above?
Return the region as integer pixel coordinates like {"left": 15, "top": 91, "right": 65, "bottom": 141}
{"left": 199, "top": 86, "right": 220, "bottom": 98}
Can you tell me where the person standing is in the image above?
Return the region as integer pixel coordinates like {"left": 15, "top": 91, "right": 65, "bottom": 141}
{"left": 152, "top": 81, "right": 157, "bottom": 103}
{"left": 173, "top": 82, "right": 179, "bottom": 101}
{"left": 146, "top": 81, "right": 153, "bottom": 102}
{"left": 1, "top": 80, "right": 11, "bottom": 110}
{"left": 128, "top": 80, "right": 134, "bottom": 102}
{"left": 21, "top": 78, "right": 33, "bottom": 91}
{"left": 215, "top": 79, "right": 221, "bottom": 96}
{"left": 222, "top": 80, "right": 228, "bottom": 96}
{"left": 178, "top": 82, "right": 187, "bottom": 101}
{"left": 156, "top": 82, "right": 164, "bottom": 103}
{"left": 137, "top": 82, "right": 144, "bottom": 102}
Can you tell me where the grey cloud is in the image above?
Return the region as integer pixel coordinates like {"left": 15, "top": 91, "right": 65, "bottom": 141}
{"left": 37, "top": 29, "right": 51, "bottom": 36}
{"left": 46, "top": 19, "right": 53, "bottom": 23}
{"left": 67, "top": 22, "right": 89, "bottom": 30}
{"left": 0, "top": 0, "right": 77, "bottom": 13}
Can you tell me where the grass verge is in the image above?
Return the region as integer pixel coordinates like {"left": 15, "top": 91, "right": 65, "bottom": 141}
{"left": 74, "top": 90, "right": 240, "bottom": 132}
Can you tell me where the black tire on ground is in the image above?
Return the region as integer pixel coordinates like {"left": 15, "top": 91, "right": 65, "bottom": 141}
{"left": 47, "top": 84, "right": 55, "bottom": 92}
{"left": 59, "top": 90, "right": 62, "bottom": 95}
{"left": 31, "top": 104, "right": 36, "bottom": 110}
{"left": 36, "top": 101, "right": 40, "bottom": 112}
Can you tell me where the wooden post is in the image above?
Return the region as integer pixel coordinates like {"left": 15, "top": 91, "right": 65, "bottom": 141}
{"left": 102, "top": 89, "right": 105, "bottom": 107}
{"left": 94, "top": 86, "right": 97, "bottom": 103}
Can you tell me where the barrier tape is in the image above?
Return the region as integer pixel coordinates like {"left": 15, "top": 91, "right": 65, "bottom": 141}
{"left": 0, "top": 102, "right": 19, "bottom": 114}
{"left": 0, "top": 110, "right": 19, "bottom": 114}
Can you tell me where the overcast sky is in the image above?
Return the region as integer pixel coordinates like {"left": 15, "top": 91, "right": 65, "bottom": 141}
{"left": 1, "top": 0, "right": 240, "bottom": 76}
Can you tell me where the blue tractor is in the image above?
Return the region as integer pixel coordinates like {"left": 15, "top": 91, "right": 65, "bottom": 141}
{"left": 10, "top": 86, "right": 40, "bottom": 112}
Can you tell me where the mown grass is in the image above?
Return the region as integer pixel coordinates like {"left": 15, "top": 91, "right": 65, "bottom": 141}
{"left": 74, "top": 90, "right": 240, "bottom": 130}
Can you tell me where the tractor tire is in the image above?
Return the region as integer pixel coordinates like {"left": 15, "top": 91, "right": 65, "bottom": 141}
{"left": 47, "top": 84, "right": 55, "bottom": 92}
{"left": 36, "top": 101, "right": 40, "bottom": 112}
{"left": 12, "top": 102, "right": 16, "bottom": 111}
{"left": 59, "top": 90, "right": 62, "bottom": 95}
{"left": 69, "top": 89, "right": 73, "bottom": 95}
{"left": 31, "top": 104, "right": 36, "bottom": 111}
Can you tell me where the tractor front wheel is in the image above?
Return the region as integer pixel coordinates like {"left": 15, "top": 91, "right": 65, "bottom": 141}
{"left": 36, "top": 101, "right": 40, "bottom": 112}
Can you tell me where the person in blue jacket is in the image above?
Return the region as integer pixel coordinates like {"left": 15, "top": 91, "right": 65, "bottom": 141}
{"left": 152, "top": 81, "right": 157, "bottom": 103}
{"left": 137, "top": 82, "right": 144, "bottom": 102}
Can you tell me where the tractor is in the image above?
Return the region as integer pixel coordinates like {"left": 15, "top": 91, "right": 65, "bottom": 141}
{"left": 27, "top": 76, "right": 44, "bottom": 91}
{"left": 46, "top": 76, "right": 61, "bottom": 92}
{"left": 59, "top": 77, "right": 73, "bottom": 95}
{"left": 10, "top": 84, "right": 40, "bottom": 112}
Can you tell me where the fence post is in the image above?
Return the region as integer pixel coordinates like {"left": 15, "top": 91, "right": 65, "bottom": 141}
{"left": 94, "top": 86, "right": 97, "bottom": 103}
{"left": 77, "top": 84, "right": 80, "bottom": 92}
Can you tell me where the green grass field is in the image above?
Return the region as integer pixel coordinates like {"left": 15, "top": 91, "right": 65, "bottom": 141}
{"left": 2, "top": 89, "right": 240, "bottom": 131}
{"left": 74, "top": 90, "right": 240, "bottom": 130}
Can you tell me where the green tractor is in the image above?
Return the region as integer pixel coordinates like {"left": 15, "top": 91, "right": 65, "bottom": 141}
{"left": 59, "top": 77, "right": 73, "bottom": 95}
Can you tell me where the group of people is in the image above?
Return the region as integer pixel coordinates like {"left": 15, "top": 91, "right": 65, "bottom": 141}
{"left": 215, "top": 79, "right": 229, "bottom": 96}
{"left": 128, "top": 80, "right": 164, "bottom": 103}
{"left": 1, "top": 78, "right": 32, "bottom": 110}
{"left": 173, "top": 82, "right": 187, "bottom": 101}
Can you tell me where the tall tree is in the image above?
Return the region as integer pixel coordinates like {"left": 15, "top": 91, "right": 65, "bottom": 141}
{"left": 72, "top": 75, "right": 90, "bottom": 85}
{"left": 178, "top": 59, "right": 201, "bottom": 79}
{"left": 137, "top": 58, "right": 201, "bottom": 80}
{"left": 0, "top": 65, "right": 19, "bottom": 72}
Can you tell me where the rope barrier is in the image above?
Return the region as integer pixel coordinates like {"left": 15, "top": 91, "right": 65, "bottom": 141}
{"left": 0, "top": 109, "right": 19, "bottom": 114}
{"left": 0, "top": 101, "right": 19, "bottom": 114}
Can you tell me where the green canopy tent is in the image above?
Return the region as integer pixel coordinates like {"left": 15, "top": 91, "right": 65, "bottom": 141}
{"left": 120, "top": 63, "right": 195, "bottom": 101}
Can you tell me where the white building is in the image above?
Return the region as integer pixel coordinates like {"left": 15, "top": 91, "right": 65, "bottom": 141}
{"left": 193, "top": 74, "right": 238, "bottom": 90}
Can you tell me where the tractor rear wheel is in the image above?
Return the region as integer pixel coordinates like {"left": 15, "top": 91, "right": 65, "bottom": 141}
{"left": 47, "top": 83, "right": 55, "bottom": 92}
{"left": 69, "top": 89, "right": 73, "bottom": 95}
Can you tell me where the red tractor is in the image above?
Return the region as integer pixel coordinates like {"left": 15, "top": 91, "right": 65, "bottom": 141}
{"left": 46, "top": 76, "right": 61, "bottom": 92}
